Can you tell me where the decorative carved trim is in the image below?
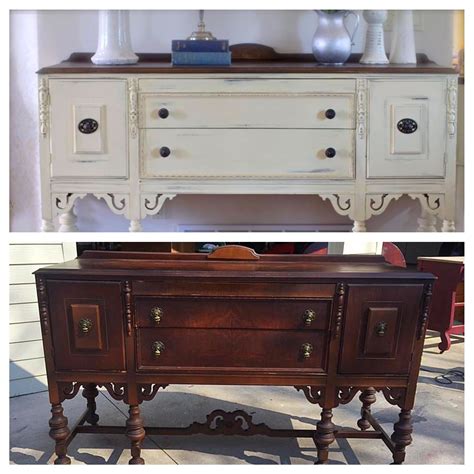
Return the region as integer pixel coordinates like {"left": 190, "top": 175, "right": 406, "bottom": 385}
{"left": 128, "top": 78, "right": 138, "bottom": 139}
{"left": 320, "top": 194, "right": 354, "bottom": 219}
{"left": 418, "top": 282, "right": 433, "bottom": 339}
{"left": 58, "top": 382, "right": 82, "bottom": 402}
{"left": 409, "top": 193, "right": 444, "bottom": 217}
{"left": 137, "top": 384, "right": 169, "bottom": 403}
{"left": 100, "top": 383, "right": 127, "bottom": 402}
{"left": 123, "top": 281, "right": 132, "bottom": 336}
{"left": 37, "top": 278, "right": 49, "bottom": 335}
{"left": 39, "top": 77, "right": 50, "bottom": 137}
{"left": 295, "top": 386, "right": 324, "bottom": 404}
{"left": 378, "top": 387, "right": 407, "bottom": 407}
{"left": 337, "top": 386, "right": 359, "bottom": 405}
{"left": 334, "top": 283, "right": 347, "bottom": 338}
{"left": 366, "top": 193, "right": 402, "bottom": 218}
{"left": 447, "top": 77, "right": 457, "bottom": 139}
{"left": 53, "top": 193, "right": 87, "bottom": 216}
{"left": 356, "top": 78, "right": 367, "bottom": 139}
{"left": 141, "top": 193, "right": 177, "bottom": 218}
{"left": 94, "top": 193, "right": 130, "bottom": 219}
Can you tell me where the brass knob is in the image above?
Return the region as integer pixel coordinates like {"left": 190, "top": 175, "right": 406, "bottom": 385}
{"left": 158, "top": 108, "right": 169, "bottom": 119}
{"left": 160, "top": 146, "right": 171, "bottom": 158}
{"left": 325, "top": 147, "right": 336, "bottom": 158}
{"left": 301, "top": 343, "right": 313, "bottom": 359}
{"left": 303, "top": 309, "right": 316, "bottom": 326}
{"left": 78, "top": 318, "right": 93, "bottom": 334}
{"left": 375, "top": 321, "right": 388, "bottom": 337}
{"left": 152, "top": 341, "right": 165, "bottom": 358}
{"left": 150, "top": 307, "right": 163, "bottom": 324}
{"left": 325, "top": 108, "right": 336, "bottom": 119}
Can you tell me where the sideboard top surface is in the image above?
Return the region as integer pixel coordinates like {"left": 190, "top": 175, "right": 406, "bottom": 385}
{"left": 37, "top": 45, "right": 457, "bottom": 75}
{"left": 35, "top": 250, "right": 435, "bottom": 281}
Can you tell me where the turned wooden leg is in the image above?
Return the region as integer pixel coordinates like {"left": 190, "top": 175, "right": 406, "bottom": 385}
{"left": 352, "top": 220, "right": 367, "bottom": 232}
{"left": 128, "top": 219, "right": 142, "bottom": 232}
{"left": 58, "top": 209, "right": 78, "bottom": 232}
{"left": 49, "top": 403, "right": 71, "bottom": 464}
{"left": 314, "top": 408, "right": 336, "bottom": 464}
{"left": 126, "top": 405, "right": 146, "bottom": 464}
{"left": 82, "top": 383, "right": 99, "bottom": 425}
{"left": 439, "top": 330, "right": 452, "bottom": 353}
{"left": 357, "top": 387, "right": 376, "bottom": 431}
{"left": 417, "top": 210, "right": 437, "bottom": 232}
{"left": 41, "top": 219, "right": 55, "bottom": 232}
{"left": 391, "top": 409, "right": 413, "bottom": 464}
{"left": 442, "top": 219, "right": 456, "bottom": 232}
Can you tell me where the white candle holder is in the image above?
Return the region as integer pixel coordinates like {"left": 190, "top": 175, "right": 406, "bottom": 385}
{"left": 360, "top": 10, "right": 389, "bottom": 64}
{"left": 390, "top": 10, "right": 417, "bottom": 64}
{"left": 91, "top": 10, "right": 138, "bottom": 65}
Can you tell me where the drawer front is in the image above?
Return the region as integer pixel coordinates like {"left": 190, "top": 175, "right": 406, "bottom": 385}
{"left": 137, "top": 328, "right": 327, "bottom": 371}
{"left": 339, "top": 285, "right": 424, "bottom": 375}
{"left": 367, "top": 80, "right": 446, "bottom": 178}
{"left": 49, "top": 79, "right": 128, "bottom": 178}
{"left": 141, "top": 129, "right": 354, "bottom": 179}
{"left": 135, "top": 297, "right": 332, "bottom": 330}
{"left": 140, "top": 94, "right": 354, "bottom": 129}
{"left": 47, "top": 280, "right": 125, "bottom": 371}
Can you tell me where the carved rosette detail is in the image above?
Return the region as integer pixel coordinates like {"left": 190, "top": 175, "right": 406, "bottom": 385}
{"left": 37, "top": 278, "right": 49, "bottom": 335}
{"left": 366, "top": 193, "right": 402, "bottom": 219}
{"left": 295, "top": 385, "right": 324, "bottom": 404}
{"left": 356, "top": 78, "right": 367, "bottom": 139}
{"left": 128, "top": 78, "right": 139, "bottom": 139}
{"left": 141, "top": 193, "right": 177, "bottom": 218}
{"left": 137, "top": 383, "right": 169, "bottom": 403}
{"left": 447, "top": 77, "right": 457, "bottom": 139}
{"left": 123, "top": 281, "right": 132, "bottom": 336}
{"left": 336, "top": 386, "right": 359, "bottom": 405}
{"left": 418, "top": 282, "right": 433, "bottom": 339}
{"left": 94, "top": 193, "right": 130, "bottom": 219}
{"left": 334, "top": 283, "right": 347, "bottom": 338}
{"left": 53, "top": 193, "right": 87, "bottom": 216}
{"left": 39, "top": 77, "right": 50, "bottom": 137}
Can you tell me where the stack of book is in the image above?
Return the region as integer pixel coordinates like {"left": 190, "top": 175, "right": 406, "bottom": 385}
{"left": 171, "top": 40, "right": 231, "bottom": 66}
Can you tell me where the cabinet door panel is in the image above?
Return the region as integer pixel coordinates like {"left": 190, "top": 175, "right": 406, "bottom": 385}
{"left": 339, "top": 285, "right": 423, "bottom": 374}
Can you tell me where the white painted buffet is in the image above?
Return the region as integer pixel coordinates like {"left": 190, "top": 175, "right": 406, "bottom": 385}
{"left": 37, "top": 46, "right": 458, "bottom": 232}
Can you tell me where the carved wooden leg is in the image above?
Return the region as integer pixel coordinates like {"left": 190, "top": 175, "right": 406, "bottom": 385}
{"left": 442, "top": 219, "right": 456, "bottom": 232}
{"left": 49, "top": 403, "right": 71, "bottom": 464}
{"left": 41, "top": 219, "right": 55, "bottom": 232}
{"left": 58, "top": 209, "right": 78, "bottom": 232}
{"left": 439, "top": 330, "right": 452, "bottom": 353}
{"left": 390, "top": 409, "right": 413, "bottom": 464}
{"left": 357, "top": 387, "right": 376, "bottom": 430}
{"left": 417, "top": 210, "right": 437, "bottom": 232}
{"left": 352, "top": 220, "right": 366, "bottom": 232}
{"left": 82, "top": 383, "right": 99, "bottom": 425}
{"left": 128, "top": 219, "right": 142, "bottom": 232}
{"left": 314, "top": 408, "right": 336, "bottom": 464}
{"left": 126, "top": 405, "right": 146, "bottom": 464}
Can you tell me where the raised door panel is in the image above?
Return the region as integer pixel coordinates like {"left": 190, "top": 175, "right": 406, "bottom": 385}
{"left": 338, "top": 284, "right": 424, "bottom": 374}
{"left": 367, "top": 80, "right": 446, "bottom": 178}
{"left": 49, "top": 80, "right": 128, "bottom": 178}
{"left": 141, "top": 129, "right": 354, "bottom": 179}
{"left": 47, "top": 280, "right": 125, "bottom": 371}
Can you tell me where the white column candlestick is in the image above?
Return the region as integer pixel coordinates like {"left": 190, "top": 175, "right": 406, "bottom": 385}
{"left": 390, "top": 10, "right": 417, "bottom": 64}
{"left": 360, "top": 10, "right": 389, "bottom": 64}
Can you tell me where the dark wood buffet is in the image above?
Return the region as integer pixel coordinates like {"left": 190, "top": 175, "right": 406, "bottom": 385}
{"left": 34, "top": 246, "right": 435, "bottom": 464}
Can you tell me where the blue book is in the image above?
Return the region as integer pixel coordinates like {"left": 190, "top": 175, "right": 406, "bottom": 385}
{"left": 172, "top": 39, "right": 229, "bottom": 52}
{"left": 172, "top": 51, "right": 231, "bottom": 66}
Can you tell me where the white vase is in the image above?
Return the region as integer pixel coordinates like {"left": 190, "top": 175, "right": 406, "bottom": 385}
{"left": 389, "top": 10, "right": 416, "bottom": 64}
{"left": 91, "top": 10, "right": 138, "bottom": 65}
{"left": 360, "top": 10, "right": 389, "bottom": 64}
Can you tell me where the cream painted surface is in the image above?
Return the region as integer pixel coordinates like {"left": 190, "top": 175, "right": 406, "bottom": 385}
{"left": 10, "top": 10, "right": 463, "bottom": 231}
{"left": 9, "top": 243, "right": 77, "bottom": 397}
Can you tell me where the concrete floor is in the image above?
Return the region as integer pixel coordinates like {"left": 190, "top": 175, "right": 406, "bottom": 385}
{"left": 10, "top": 331, "right": 464, "bottom": 465}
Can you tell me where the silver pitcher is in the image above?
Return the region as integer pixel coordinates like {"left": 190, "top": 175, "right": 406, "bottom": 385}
{"left": 312, "top": 10, "right": 359, "bottom": 65}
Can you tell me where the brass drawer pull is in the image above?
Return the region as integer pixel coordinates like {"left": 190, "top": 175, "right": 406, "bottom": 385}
{"left": 303, "top": 309, "right": 316, "bottom": 326}
{"left": 150, "top": 307, "right": 163, "bottom": 324}
{"left": 375, "top": 321, "right": 388, "bottom": 337}
{"left": 301, "top": 343, "right": 313, "bottom": 359}
{"left": 78, "top": 318, "right": 93, "bottom": 334}
{"left": 152, "top": 341, "right": 165, "bottom": 358}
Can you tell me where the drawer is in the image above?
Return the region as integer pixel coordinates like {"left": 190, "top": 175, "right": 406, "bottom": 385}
{"left": 140, "top": 93, "right": 354, "bottom": 129}
{"left": 141, "top": 129, "right": 354, "bottom": 179}
{"left": 339, "top": 285, "right": 424, "bottom": 375}
{"left": 367, "top": 80, "right": 446, "bottom": 178}
{"left": 47, "top": 280, "right": 126, "bottom": 371}
{"left": 137, "top": 328, "right": 327, "bottom": 371}
{"left": 49, "top": 79, "right": 128, "bottom": 178}
{"left": 135, "top": 297, "right": 332, "bottom": 330}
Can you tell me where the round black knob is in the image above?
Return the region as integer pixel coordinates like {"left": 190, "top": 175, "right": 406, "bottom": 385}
{"left": 325, "top": 147, "right": 336, "bottom": 158}
{"left": 159, "top": 146, "right": 171, "bottom": 158}
{"left": 158, "top": 108, "right": 169, "bottom": 119}
{"left": 325, "top": 109, "right": 336, "bottom": 119}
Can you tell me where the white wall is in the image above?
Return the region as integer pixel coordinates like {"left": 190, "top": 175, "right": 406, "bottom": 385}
{"left": 10, "top": 10, "right": 462, "bottom": 232}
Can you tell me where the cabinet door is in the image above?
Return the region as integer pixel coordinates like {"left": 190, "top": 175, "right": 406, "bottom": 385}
{"left": 367, "top": 80, "right": 446, "bottom": 178}
{"left": 49, "top": 79, "right": 128, "bottom": 178}
{"left": 338, "top": 285, "right": 423, "bottom": 374}
{"left": 47, "top": 280, "right": 125, "bottom": 371}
